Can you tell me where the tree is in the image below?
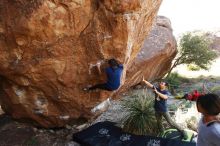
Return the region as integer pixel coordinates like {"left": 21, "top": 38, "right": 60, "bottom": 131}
{"left": 167, "top": 32, "right": 218, "bottom": 75}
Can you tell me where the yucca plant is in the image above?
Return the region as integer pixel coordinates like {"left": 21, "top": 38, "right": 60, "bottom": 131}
{"left": 121, "top": 90, "right": 158, "bottom": 136}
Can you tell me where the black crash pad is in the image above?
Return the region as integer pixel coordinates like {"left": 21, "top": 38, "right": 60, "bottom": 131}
{"left": 72, "top": 121, "right": 196, "bottom": 146}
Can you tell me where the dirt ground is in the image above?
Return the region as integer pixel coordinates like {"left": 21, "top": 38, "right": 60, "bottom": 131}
{"left": 0, "top": 114, "right": 80, "bottom": 146}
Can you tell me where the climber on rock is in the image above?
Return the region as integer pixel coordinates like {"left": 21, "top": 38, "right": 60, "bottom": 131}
{"left": 83, "top": 58, "right": 123, "bottom": 91}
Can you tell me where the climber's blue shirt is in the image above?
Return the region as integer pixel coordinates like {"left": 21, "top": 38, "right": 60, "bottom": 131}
{"left": 105, "top": 65, "right": 123, "bottom": 90}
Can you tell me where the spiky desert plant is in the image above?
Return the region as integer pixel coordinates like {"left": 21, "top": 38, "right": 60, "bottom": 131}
{"left": 121, "top": 90, "right": 158, "bottom": 136}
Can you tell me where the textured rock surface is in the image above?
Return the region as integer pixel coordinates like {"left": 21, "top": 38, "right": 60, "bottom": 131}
{"left": 124, "top": 16, "right": 177, "bottom": 89}
{"left": 0, "top": 0, "right": 164, "bottom": 127}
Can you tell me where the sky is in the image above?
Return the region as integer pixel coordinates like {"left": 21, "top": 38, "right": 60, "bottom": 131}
{"left": 158, "top": 0, "right": 220, "bottom": 37}
{"left": 158, "top": 0, "right": 220, "bottom": 77}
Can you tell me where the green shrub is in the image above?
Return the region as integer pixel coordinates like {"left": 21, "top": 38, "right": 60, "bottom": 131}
{"left": 210, "top": 86, "right": 220, "bottom": 95}
{"left": 168, "top": 104, "right": 178, "bottom": 111}
{"left": 165, "top": 72, "right": 182, "bottom": 90}
{"left": 164, "top": 72, "right": 188, "bottom": 94}
{"left": 210, "top": 86, "right": 220, "bottom": 92}
{"left": 121, "top": 91, "right": 158, "bottom": 136}
{"left": 187, "top": 64, "right": 201, "bottom": 71}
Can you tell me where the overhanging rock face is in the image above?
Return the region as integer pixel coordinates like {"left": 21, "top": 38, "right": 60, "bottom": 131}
{"left": 0, "top": 0, "right": 163, "bottom": 127}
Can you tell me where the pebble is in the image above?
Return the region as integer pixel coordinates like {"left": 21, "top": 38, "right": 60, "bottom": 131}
{"left": 76, "top": 124, "right": 87, "bottom": 130}
{"left": 65, "top": 125, "right": 72, "bottom": 130}
{"left": 65, "top": 141, "right": 80, "bottom": 146}
{"left": 33, "top": 127, "right": 38, "bottom": 132}
{"left": 38, "top": 129, "right": 43, "bottom": 133}
{"left": 49, "top": 129, "right": 55, "bottom": 133}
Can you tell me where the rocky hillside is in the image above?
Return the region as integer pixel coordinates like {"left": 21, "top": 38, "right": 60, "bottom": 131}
{"left": 210, "top": 31, "right": 220, "bottom": 54}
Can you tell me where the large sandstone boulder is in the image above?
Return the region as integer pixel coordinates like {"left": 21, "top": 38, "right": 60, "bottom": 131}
{"left": 0, "top": 0, "right": 164, "bottom": 127}
{"left": 124, "top": 16, "right": 177, "bottom": 88}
